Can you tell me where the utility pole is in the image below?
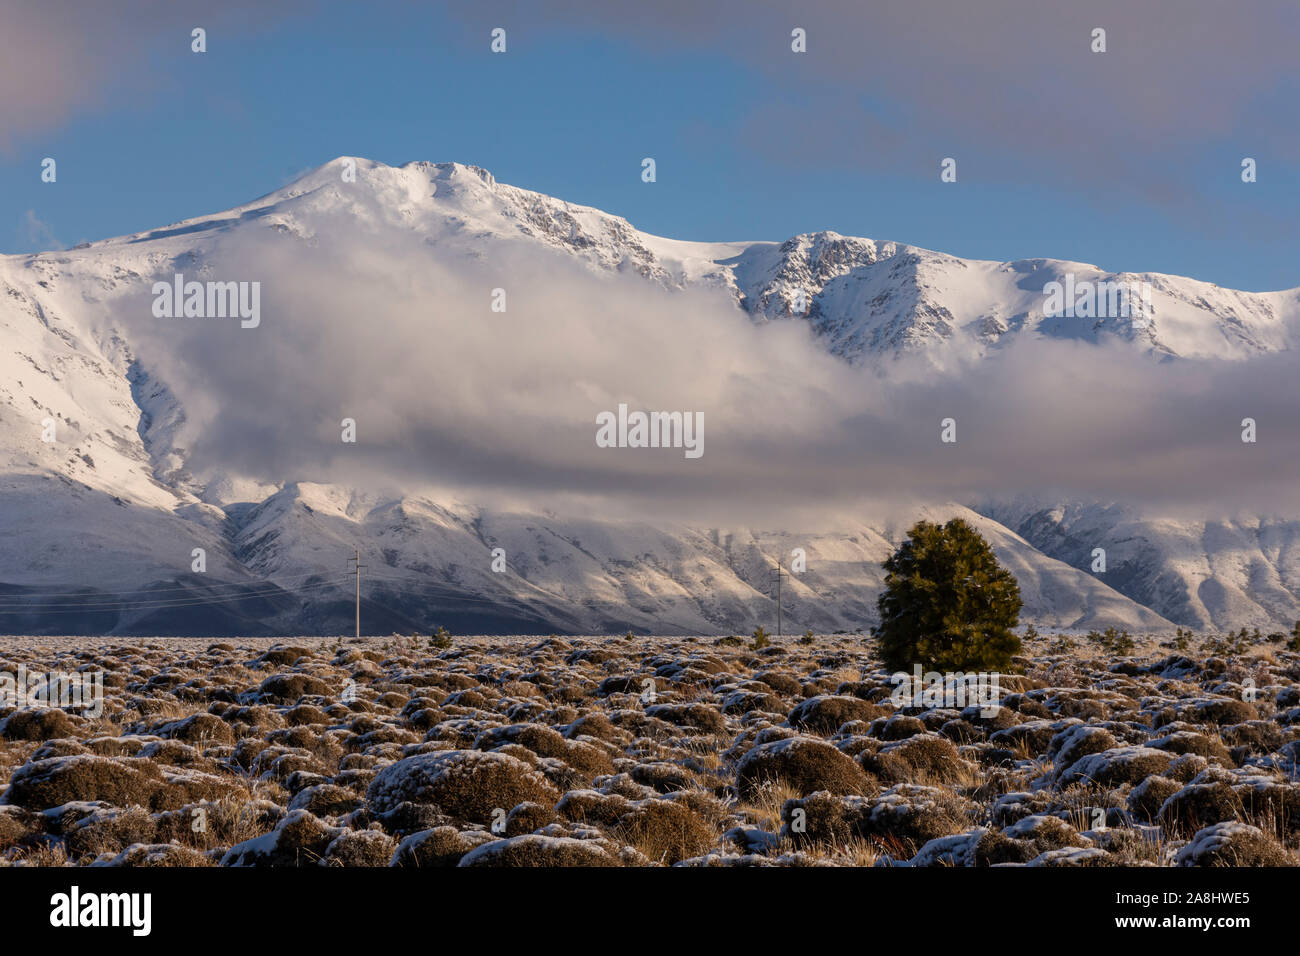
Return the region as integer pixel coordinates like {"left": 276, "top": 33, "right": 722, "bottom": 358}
{"left": 347, "top": 548, "right": 366, "bottom": 639}
{"left": 769, "top": 563, "right": 788, "bottom": 637}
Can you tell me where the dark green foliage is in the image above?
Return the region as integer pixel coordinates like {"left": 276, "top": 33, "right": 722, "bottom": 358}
{"left": 1086, "top": 626, "right": 1136, "bottom": 656}
{"left": 875, "top": 518, "right": 1023, "bottom": 673}
{"left": 1205, "top": 630, "right": 1249, "bottom": 656}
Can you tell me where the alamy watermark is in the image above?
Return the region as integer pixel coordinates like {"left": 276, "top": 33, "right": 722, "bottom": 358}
{"left": 1, "top": 666, "right": 104, "bottom": 718}
{"left": 596, "top": 403, "right": 703, "bottom": 459}
{"left": 152, "top": 273, "right": 260, "bottom": 328}
{"left": 1042, "top": 275, "right": 1151, "bottom": 329}
{"left": 888, "top": 665, "right": 1001, "bottom": 718}
{"left": 50, "top": 886, "right": 150, "bottom": 936}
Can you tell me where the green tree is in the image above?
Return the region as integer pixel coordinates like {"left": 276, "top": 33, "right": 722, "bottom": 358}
{"left": 875, "top": 518, "right": 1023, "bottom": 673}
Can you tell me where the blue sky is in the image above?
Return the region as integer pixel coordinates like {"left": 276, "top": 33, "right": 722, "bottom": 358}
{"left": 3, "top": 0, "right": 1297, "bottom": 290}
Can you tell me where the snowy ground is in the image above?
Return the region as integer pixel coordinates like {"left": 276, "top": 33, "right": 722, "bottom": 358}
{"left": 0, "top": 631, "right": 1297, "bottom": 867}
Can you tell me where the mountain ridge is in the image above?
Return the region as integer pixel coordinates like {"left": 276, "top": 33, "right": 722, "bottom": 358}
{"left": 1, "top": 157, "right": 1296, "bottom": 635}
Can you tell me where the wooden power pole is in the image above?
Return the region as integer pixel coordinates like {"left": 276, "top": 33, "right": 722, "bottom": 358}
{"left": 769, "top": 564, "right": 788, "bottom": 637}
{"left": 347, "top": 549, "right": 366, "bottom": 639}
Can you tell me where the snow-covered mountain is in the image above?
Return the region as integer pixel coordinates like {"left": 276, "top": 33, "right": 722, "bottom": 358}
{"left": 0, "top": 158, "right": 1295, "bottom": 635}
{"left": 980, "top": 498, "right": 1300, "bottom": 633}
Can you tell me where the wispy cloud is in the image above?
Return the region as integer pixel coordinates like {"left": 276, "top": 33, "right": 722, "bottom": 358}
{"left": 98, "top": 203, "right": 1300, "bottom": 527}
{"left": 18, "top": 209, "right": 63, "bottom": 250}
{"left": 452, "top": 0, "right": 1300, "bottom": 233}
{"left": 0, "top": 0, "right": 310, "bottom": 152}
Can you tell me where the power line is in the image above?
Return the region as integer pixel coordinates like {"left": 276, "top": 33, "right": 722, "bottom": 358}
{"left": 363, "top": 573, "right": 535, "bottom": 607}
{"left": 0, "top": 574, "right": 353, "bottom": 607}
{"left": 0, "top": 576, "right": 354, "bottom": 612}
{"left": 0, "top": 557, "right": 782, "bottom": 622}
{"left": 0, "top": 568, "right": 353, "bottom": 599}
{"left": 0, "top": 570, "right": 543, "bottom": 615}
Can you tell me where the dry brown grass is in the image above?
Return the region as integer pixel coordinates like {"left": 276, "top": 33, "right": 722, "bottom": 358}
{"left": 0, "top": 634, "right": 1296, "bottom": 867}
{"left": 733, "top": 778, "right": 802, "bottom": 832}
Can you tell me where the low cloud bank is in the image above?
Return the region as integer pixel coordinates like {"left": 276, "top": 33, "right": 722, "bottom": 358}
{"left": 109, "top": 213, "right": 1300, "bottom": 525}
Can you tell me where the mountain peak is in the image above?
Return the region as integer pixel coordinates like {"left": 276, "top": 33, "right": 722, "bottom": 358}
{"left": 11, "top": 158, "right": 1298, "bottom": 365}
{"left": 3, "top": 160, "right": 1300, "bottom": 634}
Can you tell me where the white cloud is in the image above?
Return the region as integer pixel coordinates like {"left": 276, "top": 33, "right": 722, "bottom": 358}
{"left": 18, "top": 209, "right": 63, "bottom": 250}
{"left": 100, "top": 207, "right": 1300, "bottom": 527}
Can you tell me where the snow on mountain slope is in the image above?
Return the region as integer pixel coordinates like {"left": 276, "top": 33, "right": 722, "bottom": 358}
{"left": 0, "top": 157, "right": 1294, "bottom": 634}
{"left": 214, "top": 482, "right": 1175, "bottom": 636}
{"left": 729, "top": 235, "right": 1298, "bottom": 363}
{"left": 58, "top": 157, "right": 1300, "bottom": 365}
{"left": 980, "top": 498, "right": 1300, "bottom": 633}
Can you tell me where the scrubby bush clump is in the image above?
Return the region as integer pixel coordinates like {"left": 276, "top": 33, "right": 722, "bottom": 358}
{"left": 1, "top": 631, "right": 1297, "bottom": 869}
